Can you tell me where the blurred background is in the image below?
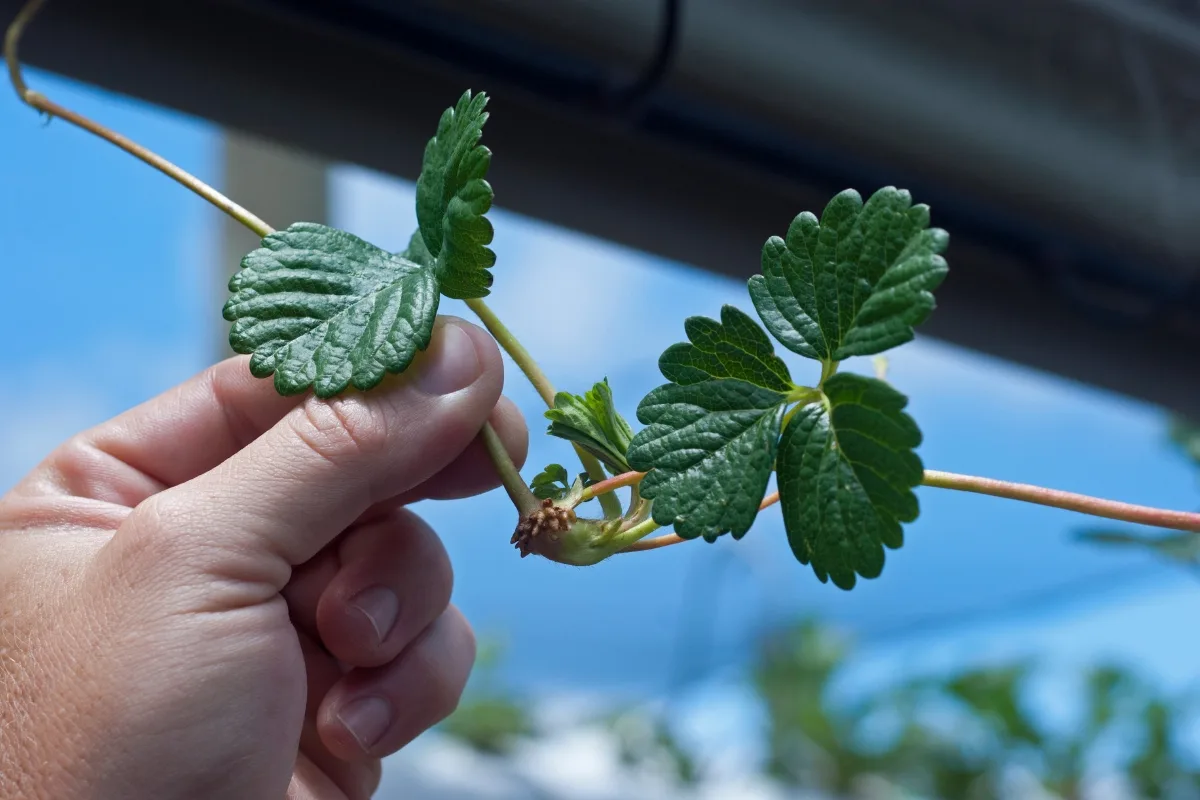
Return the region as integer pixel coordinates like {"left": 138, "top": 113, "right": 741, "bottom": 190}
{"left": 4, "top": 1, "right": 1200, "bottom": 797}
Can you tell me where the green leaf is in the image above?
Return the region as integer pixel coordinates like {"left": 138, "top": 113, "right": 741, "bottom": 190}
{"left": 545, "top": 379, "right": 635, "bottom": 475}
{"left": 628, "top": 380, "right": 788, "bottom": 541}
{"left": 659, "top": 304, "right": 793, "bottom": 392}
{"left": 400, "top": 228, "right": 434, "bottom": 268}
{"left": 777, "top": 372, "right": 923, "bottom": 589}
{"left": 415, "top": 90, "right": 496, "bottom": 300}
{"left": 224, "top": 222, "right": 439, "bottom": 398}
{"left": 530, "top": 463, "right": 570, "bottom": 500}
{"left": 748, "top": 186, "right": 948, "bottom": 362}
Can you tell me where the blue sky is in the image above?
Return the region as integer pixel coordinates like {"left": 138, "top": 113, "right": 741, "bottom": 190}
{"left": 5, "top": 69, "right": 1200, "bottom": 719}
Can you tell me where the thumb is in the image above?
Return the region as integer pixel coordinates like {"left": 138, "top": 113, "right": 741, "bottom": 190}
{"left": 106, "top": 318, "right": 504, "bottom": 597}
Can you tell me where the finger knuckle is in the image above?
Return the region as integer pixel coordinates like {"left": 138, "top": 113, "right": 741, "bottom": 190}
{"left": 46, "top": 437, "right": 111, "bottom": 498}
{"left": 109, "top": 492, "right": 194, "bottom": 587}
{"left": 291, "top": 396, "right": 390, "bottom": 466}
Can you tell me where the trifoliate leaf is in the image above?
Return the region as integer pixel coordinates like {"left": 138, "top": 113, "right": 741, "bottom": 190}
{"left": 658, "top": 305, "right": 793, "bottom": 392}
{"left": 415, "top": 90, "right": 496, "bottom": 300}
{"left": 748, "top": 186, "right": 948, "bottom": 362}
{"left": 628, "top": 380, "right": 788, "bottom": 541}
{"left": 545, "top": 379, "right": 635, "bottom": 475}
{"left": 224, "top": 222, "right": 439, "bottom": 398}
{"left": 777, "top": 372, "right": 923, "bottom": 589}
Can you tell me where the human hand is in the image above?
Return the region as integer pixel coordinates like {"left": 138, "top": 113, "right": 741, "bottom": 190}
{"left": 0, "top": 318, "right": 528, "bottom": 799}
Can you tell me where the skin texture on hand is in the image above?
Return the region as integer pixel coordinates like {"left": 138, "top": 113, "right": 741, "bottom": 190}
{"left": 0, "top": 317, "right": 528, "bottom": 800}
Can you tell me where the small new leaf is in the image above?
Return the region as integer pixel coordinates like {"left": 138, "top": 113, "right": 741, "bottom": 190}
{"left": 659, "top": 305, "right": 793, "bottom": 392}
{"left": 415, "top": 90, "right": 496, "bottom": 300}
{"left": 628, "top": 380, "right": 788, "bottom": 541}
{"left": 749, "top": 186, "right": 948, "bottom": 362}
{"left": 545, "top": 379, "right": 635, "bottom": 475}
{"left": 778, "top": 373, "right": 923, "bottom": 589}
{"left": 224, "top": 222, "right": 439, "bottom": 398}
{"left": 530, "top": 464, "right": 570, "bottom": 501}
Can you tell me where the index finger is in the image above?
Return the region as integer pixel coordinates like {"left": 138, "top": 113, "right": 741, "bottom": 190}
{"left": 113, "top": 319, "right": 509, "bottom": 583}
{"left": 14, "top": 319, "right": 526, "bottom": 509}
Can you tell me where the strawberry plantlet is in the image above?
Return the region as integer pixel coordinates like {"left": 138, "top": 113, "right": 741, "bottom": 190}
{"left": 10, "top": 0, "right": 1200, "bottom": 593}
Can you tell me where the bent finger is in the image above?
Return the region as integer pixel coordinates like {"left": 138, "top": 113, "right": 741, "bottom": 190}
{"left": 284, "top": 509, "right": 454, "bottom": 669}
{"left": 318, "top": 509, "right": 453, "bottom": 669}
{"left": 318, "top": 606, "right": 476, "bottom": 761}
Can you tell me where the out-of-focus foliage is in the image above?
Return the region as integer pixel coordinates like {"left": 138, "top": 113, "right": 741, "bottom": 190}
{"left": 437, "top": 638, "right": 536, "bottom": 756}
{"left": 604, "top": 707, "right": 701, "bottom": 787}
{"left": 440, "top": 619, "right": 1200, "bottom": 799}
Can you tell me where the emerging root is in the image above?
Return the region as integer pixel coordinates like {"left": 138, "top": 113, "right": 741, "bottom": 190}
{"left": 512, "top": 498, "right": 577, "bottom": 558}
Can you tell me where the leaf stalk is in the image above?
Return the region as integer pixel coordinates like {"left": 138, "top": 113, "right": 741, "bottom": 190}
{"left": 482, "top": 423, "right": 540, "bottom": 516}
{"left": 620, "top": 470, "right": 1200, "bottom": 558}
{"left": 464, "top": 296, "right": 621, "bottom": 519}
{"left": 921, "top": 470, "right": 1200, "bottom": 533}
{"left": 5, "top": 0, "right": 273, "bottom": 239}
{"left": 580, "top": 471, "right": 645, "bottom": 502}
{"left": 618, "top": 489, "right": 782, "bottom": 554}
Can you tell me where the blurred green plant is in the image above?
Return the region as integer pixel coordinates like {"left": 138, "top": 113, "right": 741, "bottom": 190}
{"left": 438, "top": 620, "right": 1200, "bottom": 799}
{"left": 604, "top": 707, "right": 701, "bottom": 787}
{"left": 754, "top": 620, "right": 898, "bottom": 794}
{"left": 438, "top": 638, "right": 537, "bottom": 756}
{"left": 754, "top": 620, "right": 1200, "bottom": 800}
{"left": 1124, "top": 694, "right": 1200, "bottom": 800}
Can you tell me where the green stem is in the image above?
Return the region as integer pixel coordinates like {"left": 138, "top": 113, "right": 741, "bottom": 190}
{"left": 922, "top": 470, "right": 1200, "bottom": 533}
{"left": 819, "top": 359, "right": 839, "bottom": 386}
{"left": 465, "top": 296, "right": 622, "bottom": 519}
{"left": 6, "top": 0, "right": 274, "bottom": 239}
{"left": 612, "top": 518, "right": 663, "bottom": 552}
{"left": 482, "top": 423, "right": 540, "bottom": 516}
{"left": 618, "top": 489, "right": 781, "bottom": 554}
{"left": 464, "top": 297, "right": 554, "bottom": 405}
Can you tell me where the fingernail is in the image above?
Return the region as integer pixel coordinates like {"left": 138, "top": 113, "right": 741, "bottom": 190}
{"left": 338, "top": 696, "right": 392, "bottom": 752}
{"left": 418, "top": 322, "right": 482, "bottom": 395}
{"left": 349, "top": 585, "right": 399, "bottom": 643}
